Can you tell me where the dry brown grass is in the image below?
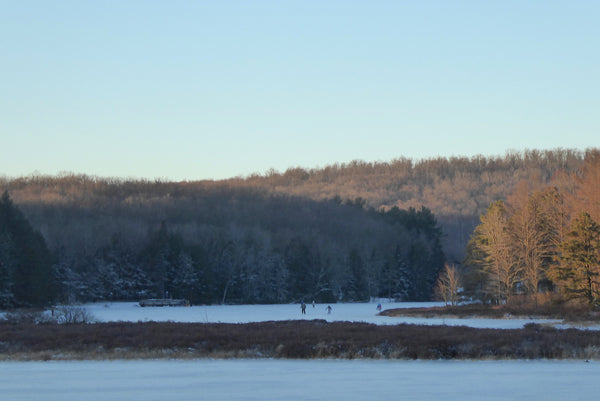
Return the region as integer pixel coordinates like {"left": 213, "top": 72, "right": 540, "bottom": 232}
{"left": 380, "top": 298, "right": 600, "bottom": 322}
{"left": 1, "top": 320, "right": 600, "bottom": 361}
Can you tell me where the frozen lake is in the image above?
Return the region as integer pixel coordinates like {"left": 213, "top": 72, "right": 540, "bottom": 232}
{"left": 83, "top": 301, "right": 587, "bottom": 330}
{"left": 4, "top": 302, "right": 599, "bottom": 399}
{"left": 1, "top": 359, "right": 598, "bottom": 401}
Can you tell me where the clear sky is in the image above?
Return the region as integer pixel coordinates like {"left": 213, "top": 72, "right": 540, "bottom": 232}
{"left": 1, "top": 1, "right": 598, "bottom": 181}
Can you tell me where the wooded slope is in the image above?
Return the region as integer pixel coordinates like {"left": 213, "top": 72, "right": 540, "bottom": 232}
{"left": 225, "top": 148, "right": 592, "bottom": 261}
{"left": 0, "top": 148, "right": 595, "bottom": 305}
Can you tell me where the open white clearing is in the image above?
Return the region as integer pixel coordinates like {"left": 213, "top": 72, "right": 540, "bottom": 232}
{"left": 83, "top": 301, "right": 586, "bottom": 330}
{"left": 1, "top": 359, "right": 598, "bottom": 401}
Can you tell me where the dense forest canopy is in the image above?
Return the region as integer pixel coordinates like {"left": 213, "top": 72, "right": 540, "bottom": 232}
{"left": 0, "top": 148, "right": 597, "bottom": 307}
{"left": 0, "top": 187, "right": 444, "bottom": 306}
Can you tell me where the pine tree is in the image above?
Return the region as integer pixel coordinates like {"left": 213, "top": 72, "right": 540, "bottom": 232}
{"left": 0, "top": 231, "right": 16, "bottom": 306}
{"left": 555, "top": 212, "right": 600, "bottom": 305}
{"left": 171, "top": 252, "right": 198, "bottom": 302}
{"left": 284, "top": 237, "right": 313, "bottom": 300}
{"left": 380, "top": 245, "right": 410, "bottom": 301}
{"left": 345, "top": 249, "right": 369, "bottom": 301}
{"left": 0, "top": 191, "right": 55, "bottom": 307}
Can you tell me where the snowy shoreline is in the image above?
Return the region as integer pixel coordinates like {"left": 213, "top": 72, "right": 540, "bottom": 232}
{"left": 82, "top": 301, "right": 599, "bottom": 330}
{"left": 3, "top": 302, "right": 600, "bottom": 400}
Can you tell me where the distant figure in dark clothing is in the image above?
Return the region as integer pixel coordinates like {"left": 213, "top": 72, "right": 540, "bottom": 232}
{"left": 301, "top": 302, "right": 306, "bottom": 314}
{"left": 376, "top": 303, "right": 382, "bottom": 312}
{"left": 326, "top": 305, "right": 332, "bottom": 314}
{"left": 312, "top": 300, "right": 315, "bottom": 308}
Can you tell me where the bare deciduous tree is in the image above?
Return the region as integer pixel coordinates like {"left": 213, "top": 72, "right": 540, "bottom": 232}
{"left": 435, "top": 263, "right": 461, "bottom": 306}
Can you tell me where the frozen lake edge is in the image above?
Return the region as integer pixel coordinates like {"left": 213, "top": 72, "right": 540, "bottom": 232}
{"left": 1, "top": 359, "right": 599, "bottom": 401}
{"left": 83, "top": 301, "right": 599, "bottom": 330}
{"left": 3, "top": 301, "right": 600, "bottom": 362}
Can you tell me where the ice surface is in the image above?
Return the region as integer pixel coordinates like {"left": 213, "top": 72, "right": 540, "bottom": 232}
{"left": 83, "top": 301, "right": 573, "bottom": 330}
{"left": 3, "top": 302, "right": 598, "bottom": 400}
{"left": 1, "top": 359, "right": 598, "bottom": 401}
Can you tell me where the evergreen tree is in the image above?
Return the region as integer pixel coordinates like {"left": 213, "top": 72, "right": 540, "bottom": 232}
{"left": 52, "top": 255, "right": 86, "bottom": 303}
{"left": 407, "top": 240, "right": 431, "bottom": 301}
{"left": 380, "top": 245, "right": 410, "bottom": 301}
{"left": 344, "top": 249, "right": 369, "bottom": 301}
{"left": 140, "top": 221, "right": 180, "bottom": 298}
{"left": 171, "top": 252, "right": 199, "bottom": 302}
{"left": 284, "top": 238, "right": 313, "bottom": 300}
{"left": 379, "top": 206, "right": 445, "bottom": 301}
{"left": 0, "top": 191, "right": 55, "bottom": 307}
{"left": 0, "top": 231, "right": 16, "bottom": 306}
{"left": 554, "top": 212, "right": 600, "bottom": 305}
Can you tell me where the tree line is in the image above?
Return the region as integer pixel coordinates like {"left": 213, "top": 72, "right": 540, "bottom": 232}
{"left": 2, "top": 148, "right": 593, "bottom": 263}
{"left": 0, "top": 186, "right": 444, "bottom": 307}
{"left": 1, "top": 148, "right": 598, "bottom": 308}
{"left": 462, "top": 153, "right": 600, "bottom": 306}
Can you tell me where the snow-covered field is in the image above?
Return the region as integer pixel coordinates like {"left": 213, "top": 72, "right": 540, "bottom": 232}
{"left": 84, "top": 300, "right": 584, "bottom": 330}
{"left": 1, "top": 359, "right": 598, "bottom": 401}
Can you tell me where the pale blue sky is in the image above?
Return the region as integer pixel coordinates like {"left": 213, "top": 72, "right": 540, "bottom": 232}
{"left": 1, "top": 1, "right": 598, "bottom": 181}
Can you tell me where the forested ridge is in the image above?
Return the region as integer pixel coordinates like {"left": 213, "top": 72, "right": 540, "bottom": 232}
{"left": 227, "top": 148, "right": 590, "bottom": 262}
{"left": 0, "top": 148, "right": 596, "bottom": 307}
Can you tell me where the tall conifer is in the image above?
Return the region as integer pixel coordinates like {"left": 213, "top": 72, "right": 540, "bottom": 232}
{"left": 0, "top": 191, "right": 55, "bottom": 307}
